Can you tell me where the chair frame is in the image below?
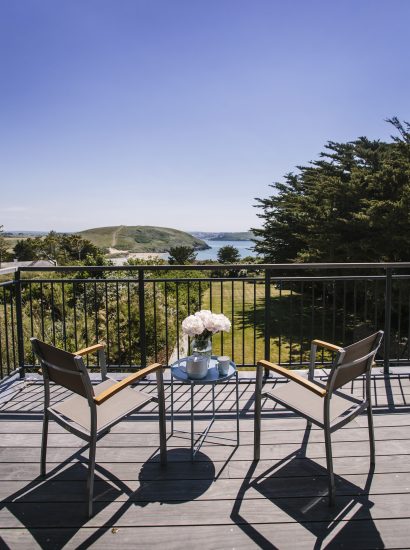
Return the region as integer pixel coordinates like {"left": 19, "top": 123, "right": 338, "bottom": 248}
{"left": 31, "top": 338, "right": 167, "bottom": 517}
{"left": 254, "top": 331, "right": 384, "bottom": 504}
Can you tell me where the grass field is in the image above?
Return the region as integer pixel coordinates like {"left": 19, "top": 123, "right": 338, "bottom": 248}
{"left": 200, "top": 278, "right": 339, "bottom": 368}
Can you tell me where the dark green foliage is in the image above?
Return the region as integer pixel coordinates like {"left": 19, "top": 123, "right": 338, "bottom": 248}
{"left": 168, "top": 246, "right": 197, "bottom": 265}
{"left": 253, "top": 118, "right": 410, "bottom": 263}
{"left": 0, "top": 226, "right": 11, "bottom": 266}
{"left": 13, "top": 232, "right": 103, "bottom": 265}
{"left": 14, "top": 238, "right": 38, "bottom": 261}
{"left": 217, "top": 245, "right": 241, "bottom": 264}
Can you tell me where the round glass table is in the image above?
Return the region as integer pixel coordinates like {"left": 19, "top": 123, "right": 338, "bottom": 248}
{"left": 170, "top": 356, "right": 240, "bottom": 460}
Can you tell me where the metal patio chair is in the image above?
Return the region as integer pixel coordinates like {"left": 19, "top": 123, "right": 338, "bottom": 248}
{"left": 31, "top": 338, "right": 167, "bottom": 517}
{"left": 254, "top": 331, "right": 384, "bottom": 504}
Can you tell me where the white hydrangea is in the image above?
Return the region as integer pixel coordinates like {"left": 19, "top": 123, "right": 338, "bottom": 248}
{"left": 212, "top": 313, "right": 231, "bottom": 333}
{"left": 194, "top": 310, "right": 215, "bottom": 331}
{"left": 182, "top": 310, "right": 231, "bottom": 336}
{"left": 181, "top": 314, "right": 205, "bottom": 336}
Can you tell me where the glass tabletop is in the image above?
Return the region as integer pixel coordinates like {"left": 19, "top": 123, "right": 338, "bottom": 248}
{"left": 171, "top": 356, "right": 237, "bottom": 384}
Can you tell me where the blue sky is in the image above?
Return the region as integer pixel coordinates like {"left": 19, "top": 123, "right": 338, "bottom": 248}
{"left": 1, "top": 0, "right": 409, "bottom": 233}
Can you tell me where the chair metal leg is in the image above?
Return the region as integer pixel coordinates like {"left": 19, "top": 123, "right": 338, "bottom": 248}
{"left": 40, "top": 411, "right": 49, "bottom": 477}
{"left": 156, "top": 369, "right": 167, "bottom": 466}
{"left": 87, "top": 436, "right": 97, "bottom": 518}
{"left": 367, "top": 405, "right": 376, "bottom": 465}
{"left": 324, "top": 426, "right": 335, "bottom": 506}
{"left": 254, "top": 365, "right": 263, "bottom": 461}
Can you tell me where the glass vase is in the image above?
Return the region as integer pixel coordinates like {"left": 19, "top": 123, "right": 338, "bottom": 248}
{"left": 191, "top": 336, "right": 212, "bottom": 367}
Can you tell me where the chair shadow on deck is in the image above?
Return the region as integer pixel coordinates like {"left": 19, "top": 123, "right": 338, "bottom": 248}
{"left": 231, "top": 426, "right": 383, "bottom": 550}
{"left": 0, "top": 447, "right": 215, "bottom": 550}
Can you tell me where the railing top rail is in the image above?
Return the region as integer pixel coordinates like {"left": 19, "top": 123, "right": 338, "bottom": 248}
{"left": 16, "top": 274, "right": 410, "bottom": 285}
{"left": 15, "top": 262, "right": 410, "bottom": 273}
{"left": 0, "top": 280, "right": 15, "bottom": 288}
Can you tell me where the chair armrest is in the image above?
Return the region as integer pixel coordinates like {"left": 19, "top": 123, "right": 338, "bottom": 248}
{"left": 75, "top": 343, "right": 105, "bottom": 356}
{"left": 312, "top": 339, "right": 343, "bottom": 353}
{"left": 258, "top": 360, "right": 327, "bottom": 397}
{"left": 93, "top": 363, "right": 163, "bottom": 404}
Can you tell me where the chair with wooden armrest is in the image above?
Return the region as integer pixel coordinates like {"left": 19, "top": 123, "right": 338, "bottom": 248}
{"left": 254, "top": 331, "right": 384, "bottom": 505}
{"left": 30, "top": 338, "right": 167, "bottom": 517}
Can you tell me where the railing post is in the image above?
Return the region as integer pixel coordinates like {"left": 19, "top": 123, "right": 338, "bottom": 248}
{"left": 138, "top": 268, "right": 147, "bottom": 369}
{"left": 14, "top": 269, "right": 25, "bottom": 379}
{"left": 384, "top": 268, "right": 392, "bottom": 375}
{"left": 264, "top": 269, "right": 271, "bottom": 377}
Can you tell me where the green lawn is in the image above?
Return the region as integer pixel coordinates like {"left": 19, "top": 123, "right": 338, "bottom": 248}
{"left": 200, "top": 279, "right": 338, "bottom": 368}
{"left": 200, "top": 279, "right": 288, "bottom": 366}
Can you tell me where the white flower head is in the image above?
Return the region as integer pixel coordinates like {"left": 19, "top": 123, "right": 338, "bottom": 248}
{"left": 194, "top": 310, "right": 215, "bottom": 331}
{"left": 212, "top": 313, "right": 231, "bottom": 333}
{"left": 181, "top": 314, "right": 205, "bottom": 336}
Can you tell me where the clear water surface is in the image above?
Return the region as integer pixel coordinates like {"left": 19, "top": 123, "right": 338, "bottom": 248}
{"left": 195, "top": 240, "right": 256, "bottom": 261}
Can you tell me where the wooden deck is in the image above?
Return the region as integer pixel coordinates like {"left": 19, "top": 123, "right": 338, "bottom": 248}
{"left": 0, "top": 370, "right": 410, "bottom": 549}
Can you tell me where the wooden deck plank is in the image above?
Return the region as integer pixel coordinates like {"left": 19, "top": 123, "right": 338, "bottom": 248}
{"left": 1, "top": 470, "right": 410, "bottom": 503}
{"left": 1, "top": 453, "right": 410, "bottom": 484}
{"left": 1, "top": 520, "right": 407, "bottom": 550}
{"left": 1, "top": 492, "right": 410, "bottom": 529}
{"left": 1, "top": 424, "right": 410, "bottom": 449}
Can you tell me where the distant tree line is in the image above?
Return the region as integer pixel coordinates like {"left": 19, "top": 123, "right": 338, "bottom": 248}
{"left": 13, "top": 231, "right": 105, "bottom": 265}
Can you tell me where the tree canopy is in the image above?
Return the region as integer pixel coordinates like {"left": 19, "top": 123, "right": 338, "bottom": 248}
{"left": 168, "top": 246, "right": 197, "bottom": 265}
{"left": 0, "top": 225, "right": 10, "bottom": 267}
{"left": 217, "top": 245, "right": 241, "bottom": 264}
{"left": 13, "top": 232, "right": 104, "bottom": 265}
{"left": 253, "top": 118, "right": 410, "bottom": 263}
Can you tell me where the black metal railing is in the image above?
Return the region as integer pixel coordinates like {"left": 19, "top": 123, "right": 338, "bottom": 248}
{"left": 1, "top": 262, "right": 410, "bottom": 381}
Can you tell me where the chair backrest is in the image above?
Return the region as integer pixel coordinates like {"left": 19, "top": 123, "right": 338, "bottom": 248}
{"left": 327, "top": 331, "right": 384, "bottom": 393}
{"left": 31, "top": 338, "right": 93, "bottom": 399}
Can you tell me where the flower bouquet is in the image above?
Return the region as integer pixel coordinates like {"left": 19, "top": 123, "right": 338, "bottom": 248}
{"left": 182, "top": 310, "right": 231, "bottom": 364}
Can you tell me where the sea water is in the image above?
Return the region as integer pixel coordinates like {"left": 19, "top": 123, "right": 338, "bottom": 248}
{"left": 195, "top": 240, "right": 256, "bottom": 261}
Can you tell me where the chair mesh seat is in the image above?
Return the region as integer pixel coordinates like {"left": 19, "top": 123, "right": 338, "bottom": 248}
{"left": 51, "top": 378, "right": 153, "bottom": 432}
{"left": 265, "top": 380, "right": 361, "bottom": 426}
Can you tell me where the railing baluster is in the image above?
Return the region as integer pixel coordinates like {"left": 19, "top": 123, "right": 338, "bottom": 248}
{"left": 384, "top": 268, "right": 392, "bottom": 374}
{"left": 231, "top": 279, "right": 235, "bottom": 362}
{"left": 14, "top": 270, "right": 25, "bottom": 377}
{"left": 220, "top": 280, "right": 224, "bottom": 356}
{"left": 253, "top": 279, "right": 257, "bottom": 367}
{"left": 153, "top": 280, "right": 158, "bottom": 362}
{"left": 164, "top": 280, "right": 169, "bottom": 364}
{"left": 127, "top": 281, "right": 132, "bottom": 368}
{"left": 242, "top": 279, "right": 245, "bottom": 366}
{"left": 62, "top": 282, "right": 67, "bottom": 350}
{"left": 264, "top": 269, "right": 271, "bottom": 376}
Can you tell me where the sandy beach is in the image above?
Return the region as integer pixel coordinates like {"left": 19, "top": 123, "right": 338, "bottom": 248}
{"left": 107, "top": 248, "right": 167, "bottom": 265}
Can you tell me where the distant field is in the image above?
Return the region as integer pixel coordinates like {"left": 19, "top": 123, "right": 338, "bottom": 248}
{"left": 78, "top": 225, "right": 209, "bottom": 253}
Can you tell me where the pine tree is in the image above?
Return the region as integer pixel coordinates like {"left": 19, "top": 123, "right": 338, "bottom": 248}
{"left": 253, "top": 118, "right": 410, "bottom": 262}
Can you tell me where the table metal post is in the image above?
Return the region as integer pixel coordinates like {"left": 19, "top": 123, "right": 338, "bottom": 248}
{"left": 235, "top": 370, "right": 240, "bottom": 444}
{"left": 190, "top": 382, "right": 194, "bottom": 461}
{"left": 212, "top": 384, "right": 215, "bottom": 420}
{"left": 170, "top": 372, "right": 174, "bottom": 436}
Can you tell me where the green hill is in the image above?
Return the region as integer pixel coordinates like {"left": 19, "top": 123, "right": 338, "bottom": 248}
{"left": 190, "top": 231, "right": 255, "bottom": 241}
{"left": 77, "top": 226, "right": 210, "bottom": 253}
